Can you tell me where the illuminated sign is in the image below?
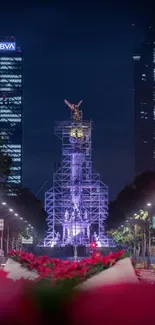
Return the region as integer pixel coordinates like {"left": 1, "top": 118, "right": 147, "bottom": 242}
{"left": 0, "top": 42, "right": 16, "bottom": 51}
{"left": 22, "top": 236, "right": 33, "bottom": 244}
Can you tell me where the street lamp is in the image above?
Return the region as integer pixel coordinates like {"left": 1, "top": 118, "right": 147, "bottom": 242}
{"left": 147, "top": 203, "right": 152, "bottom": 207}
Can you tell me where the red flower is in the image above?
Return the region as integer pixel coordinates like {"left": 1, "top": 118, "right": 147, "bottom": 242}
{"left": 8, "top": 249, "right": 127, "bottom": 284}
{"left": 70, "top": 283, "right": 155, "bottom": 325}
{"left": 91, "top": 252, "right": 102, "bottom": 259}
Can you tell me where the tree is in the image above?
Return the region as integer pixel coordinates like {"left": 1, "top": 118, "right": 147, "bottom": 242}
{"left": 0, "top": 154, "right": 12, "bottom": 180}
{"left": 0, "top": 136, "right": 12, "bottom": 184}
{"left": 5, "top": 187, "right": 47, "bottom": 239}
{"left": 109, "top": 209, "right": 155, "bottom": 268}
{"left": 0, "top": 137, "right": 12, "bottom": 197}
{"left": 108, "top": 225, "right": 138, "bottom": 252}
{"left": 107, "top": 171, "right": 155, "bottom": 229}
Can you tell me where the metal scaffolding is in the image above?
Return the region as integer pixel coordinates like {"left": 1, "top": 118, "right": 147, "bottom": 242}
{"left": 44, "top": 101, "right": 114, "bottom": 247}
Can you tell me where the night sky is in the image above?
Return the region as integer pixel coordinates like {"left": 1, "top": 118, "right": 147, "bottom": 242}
{"left": 0, "top": 2, "right": 152, "bottom": 201}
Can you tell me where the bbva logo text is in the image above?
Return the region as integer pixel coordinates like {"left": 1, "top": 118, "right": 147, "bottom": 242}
{"left": 0, "top": 42, "right": 16, "bottom": 51}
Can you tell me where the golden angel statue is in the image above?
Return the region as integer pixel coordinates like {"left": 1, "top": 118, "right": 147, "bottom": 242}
{"left": 64, "top": 99, "right": 83, "bottom": 120}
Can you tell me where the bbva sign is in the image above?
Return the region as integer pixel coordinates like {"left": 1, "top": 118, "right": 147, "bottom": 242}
{"left": 0, "top": 42, "right": 16, "bottom": 51}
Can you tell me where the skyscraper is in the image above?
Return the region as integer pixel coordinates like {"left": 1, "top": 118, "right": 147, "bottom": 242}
{"left": 134, "top": 25, "right": 155, "bottom": 175}
{"left": 0, "top": 37, "right": 23, "bottom": 189}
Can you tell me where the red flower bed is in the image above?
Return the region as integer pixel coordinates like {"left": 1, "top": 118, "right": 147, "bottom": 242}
{"left": 70, "top": 283, "right": 155, "bottom": 325}
{"left": 1, "top": 265, "right": 155, "bottom": 324}
{"left": 2, "top": 250, "right": 155, "bottom": 324}
{"left": 0, "top": 269, "right": 39, "bottom": 324}
{"left": 8, "top": 249, "right": 126, "bottom": 284}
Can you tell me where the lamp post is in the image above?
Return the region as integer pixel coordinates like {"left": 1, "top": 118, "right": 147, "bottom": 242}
{"left": 146, "top": 203, "right": 152, "bottom": 269}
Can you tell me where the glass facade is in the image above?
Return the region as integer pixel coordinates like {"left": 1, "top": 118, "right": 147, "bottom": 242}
{"left": 134, "top": 25, "right": 155, "bottom": 175}
{"left": 0, "top": 38, "right": 23, "bottom": 187}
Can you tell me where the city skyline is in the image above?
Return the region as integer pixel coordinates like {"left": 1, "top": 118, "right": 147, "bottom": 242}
{"left": 0, "top": 3, "right": 152, "bottom": 201}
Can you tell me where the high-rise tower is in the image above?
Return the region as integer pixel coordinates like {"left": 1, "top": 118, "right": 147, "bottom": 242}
{"left": 44, "top": 101, "right": 113, "bottom": 247}
{"left": 0, "top": 37, "right": 23, "bottom": 188}
{"left": 134, "top": 25, "right": 155, "bottom": 175}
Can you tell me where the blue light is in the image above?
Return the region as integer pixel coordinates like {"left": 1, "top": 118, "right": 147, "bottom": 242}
{"left": 0, "top": 42, "right": 16, "bottom": 51}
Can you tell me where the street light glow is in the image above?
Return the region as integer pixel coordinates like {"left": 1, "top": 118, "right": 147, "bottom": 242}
{"left": 0, "top": 201, "right": 35, "bottom": 234}
{"left": 147, "top": 203, "right": 152, "bottom": 206}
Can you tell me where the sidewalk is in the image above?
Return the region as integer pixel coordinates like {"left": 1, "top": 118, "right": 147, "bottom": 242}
{"left": 136, "top": 269, "right": 155, "bottom": 283}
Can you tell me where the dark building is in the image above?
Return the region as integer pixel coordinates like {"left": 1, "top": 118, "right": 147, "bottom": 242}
{"left": 134, "top": 25, "right": 155, "bottom": 175}
{"left": 0, "top": 37, "right": 23, "bottom": 189}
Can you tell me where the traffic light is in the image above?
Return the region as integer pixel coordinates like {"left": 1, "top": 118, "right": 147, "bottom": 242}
{"left": 90, "top": 241, "right": 97, "bottom": 249}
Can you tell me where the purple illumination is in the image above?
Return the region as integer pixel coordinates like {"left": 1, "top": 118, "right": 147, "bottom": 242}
{"left": 0, "top": 42, "right": 16, "bottom": 51}
{"left": 44, "top": 101, "right": 115, "bottom": 247}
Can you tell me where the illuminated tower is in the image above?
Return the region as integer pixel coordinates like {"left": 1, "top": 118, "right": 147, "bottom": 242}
{"left": 44, "top": 101, "right": 112, "bottom": 247}
{"left": 0, "top": 37, "right": 23, "bottom": 189}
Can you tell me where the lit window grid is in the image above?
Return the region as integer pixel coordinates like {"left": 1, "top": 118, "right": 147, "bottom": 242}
{"left": 0, "top": 54, "right": 23, "bottom": 186}
{"left": 0, "top": 118, "right": 21, "bottom": 122}
{"left": 0, "top": 57, "right": 22, "bottom": 61}
{"left": 0, "top": 114, "right": 21, "bottom": 118}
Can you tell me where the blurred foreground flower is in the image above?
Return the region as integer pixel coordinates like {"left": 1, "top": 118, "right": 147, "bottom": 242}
{"left": 1, "top": 250, "right": 155, "bottom": 324}
{"left": 71, "top": 283, "right": 155, "bottom": 325}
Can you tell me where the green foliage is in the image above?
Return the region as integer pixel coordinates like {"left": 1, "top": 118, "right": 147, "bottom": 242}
{"left": 107, "top": 171, "right": 155, "bottom": 229}
{"left": 109, "top": 226, "right": 134, "bottom": 246}
{"left": 108, "top": 229, "right": 124, "bottom": 244}
{"left": 6, "top": 187, "right": 47, "bottom": 237}
{"left": 0, "top": 154, "right": 12, "bottom": 178}
{"left": 109, "top": 222, "right": 143, "bottom": 250}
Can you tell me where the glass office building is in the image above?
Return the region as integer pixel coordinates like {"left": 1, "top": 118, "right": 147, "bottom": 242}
{"left": 134, "top": 25, "right": 155, "bottom": 175}
{"left": 0, "top": 37, "right": 23, "bottom": 188}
